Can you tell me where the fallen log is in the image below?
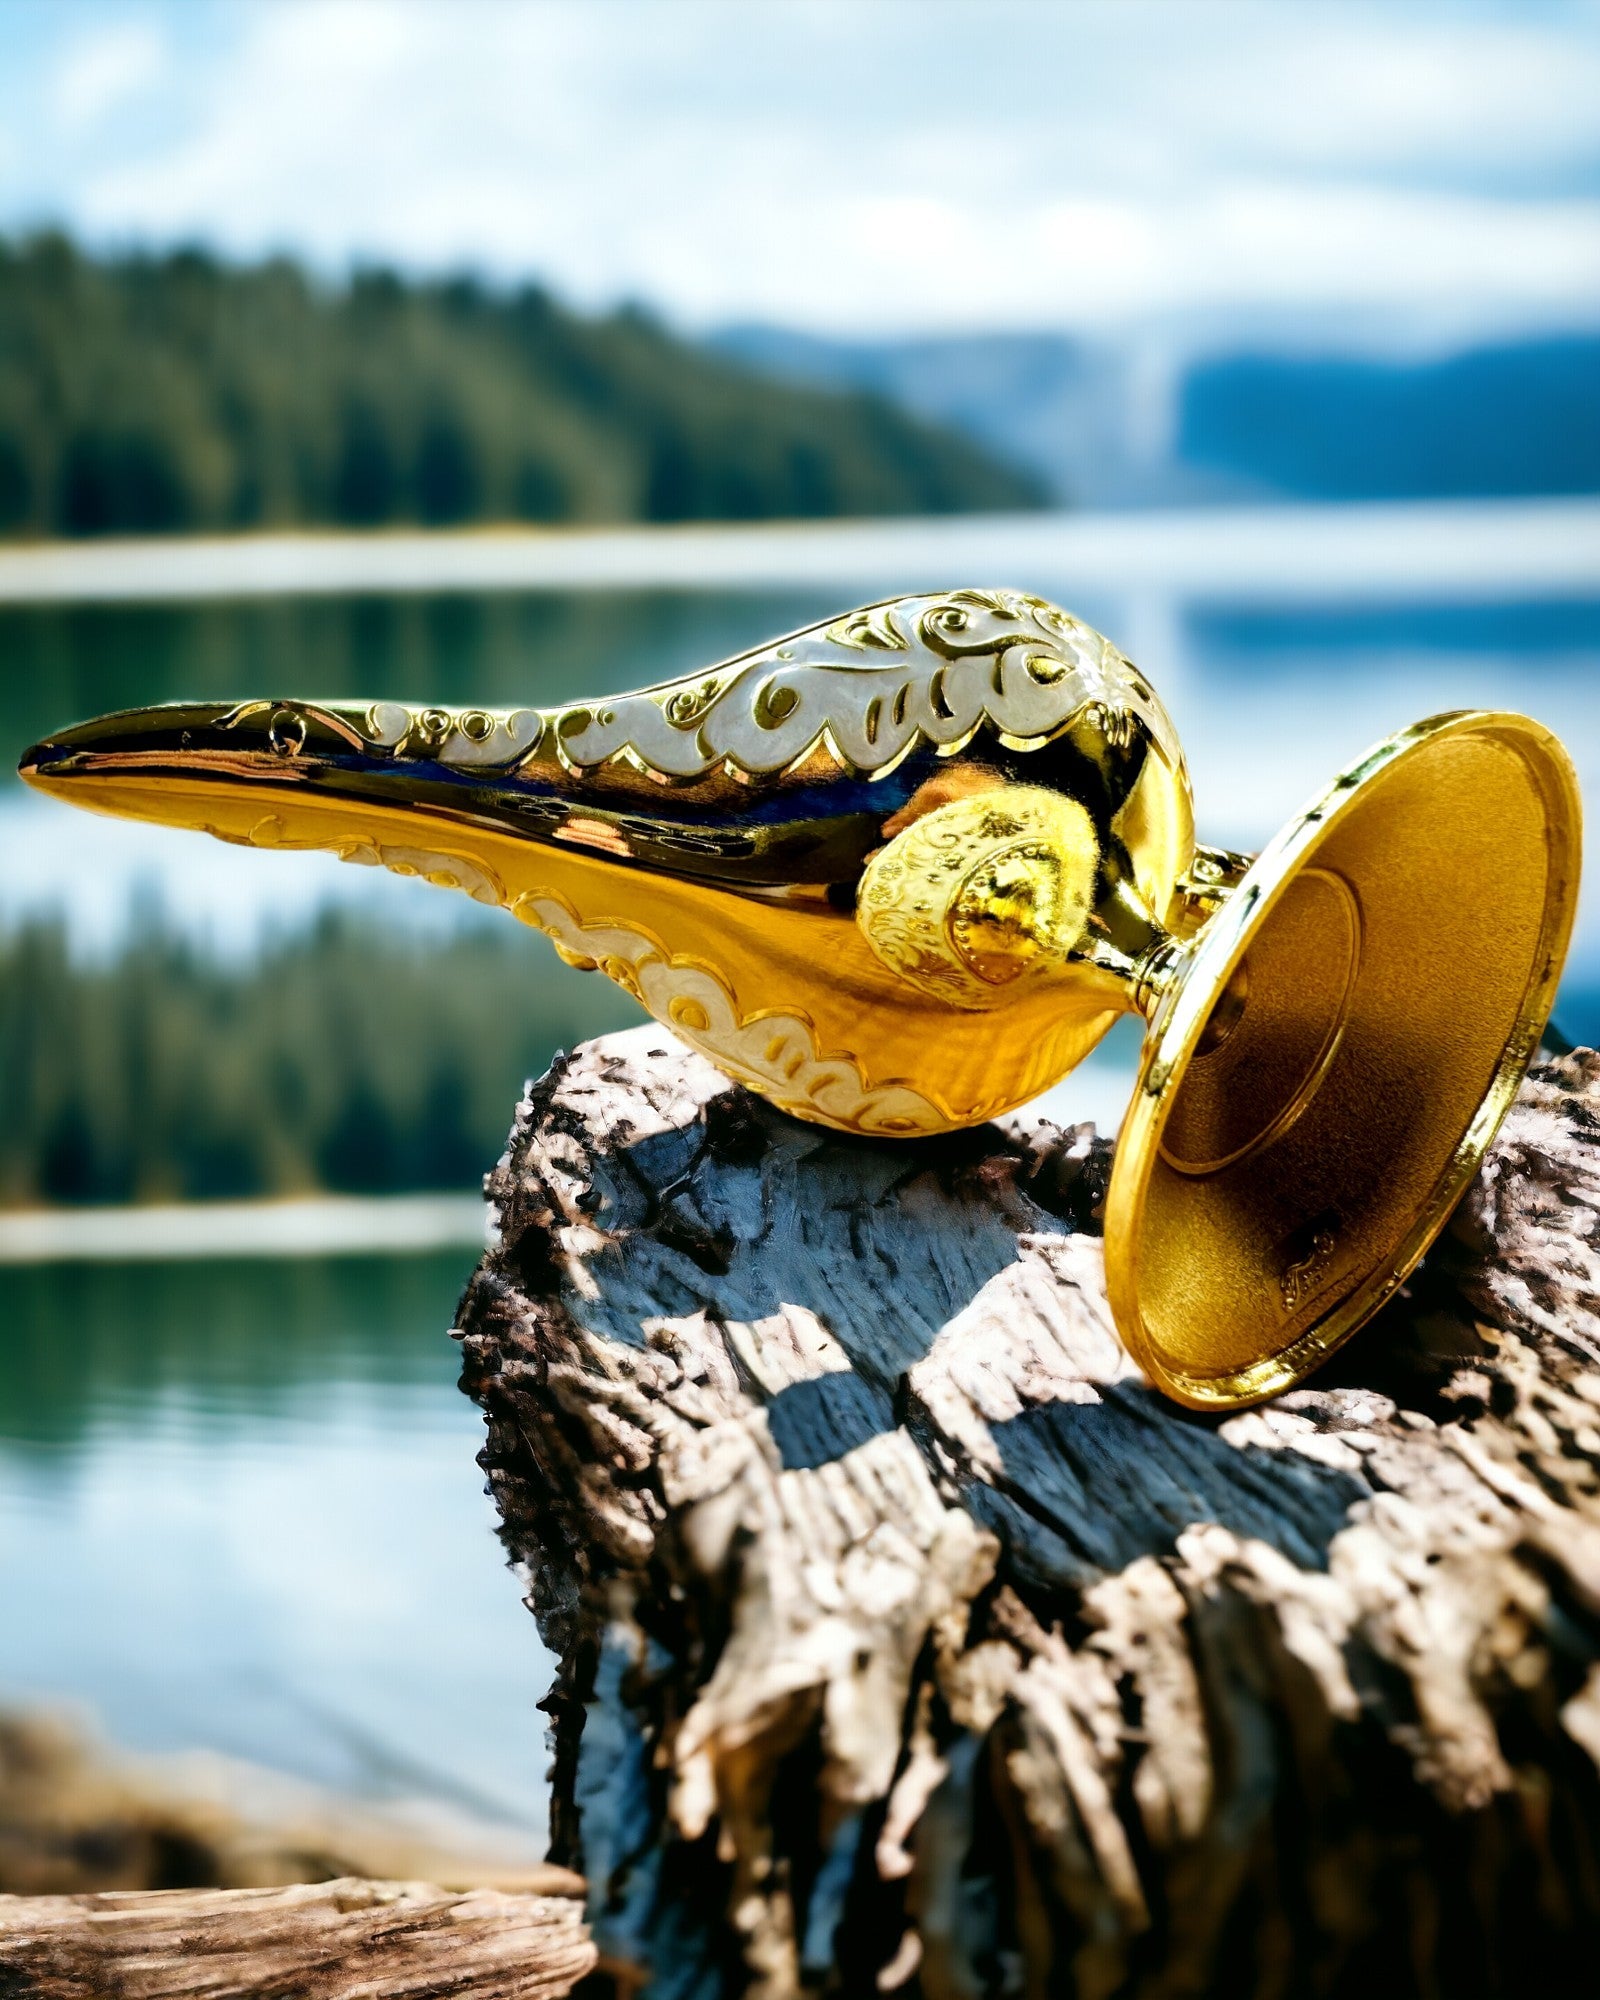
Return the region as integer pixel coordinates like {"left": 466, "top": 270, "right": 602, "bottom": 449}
{"left": 0, "top": 1875, "right": 596, "bottom": 2000}
{"left": 458, "top": 1026, "right": 1600, "bottom": 1998}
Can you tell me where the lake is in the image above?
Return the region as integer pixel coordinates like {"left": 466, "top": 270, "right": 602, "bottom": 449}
{"left": 2, "top": 506, "right": 1597, "bottom": 1838}
{"left": 0, "top": 1247, "right": 551, "bottom": 1837}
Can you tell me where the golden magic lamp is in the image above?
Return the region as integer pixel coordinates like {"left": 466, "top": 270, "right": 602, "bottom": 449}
{"left": 19, "top": 588, "right": 1580, "bottom": 1408}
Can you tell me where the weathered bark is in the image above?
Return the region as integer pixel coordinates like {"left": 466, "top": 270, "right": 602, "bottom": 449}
{"left": 0, "top": 1876, "right": 595, "bottom": 1999}
{"left": 458, "top": 1026, "right": 1600, "bottom": 1999}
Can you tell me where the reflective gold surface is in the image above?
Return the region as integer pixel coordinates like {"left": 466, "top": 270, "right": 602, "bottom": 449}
{"left": 19, "top": 590, "right": 1581, "bottom": 1406}
{"left": 1108, "top": 711, "right": 1579, "bottom": 1406}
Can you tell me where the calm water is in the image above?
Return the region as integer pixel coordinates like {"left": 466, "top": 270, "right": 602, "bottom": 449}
{"left": 0, "top": 1248, "right": 551, "bottom": 1833}
{"left": 3, "top": 552, "right": 1598, "bottom": 1811}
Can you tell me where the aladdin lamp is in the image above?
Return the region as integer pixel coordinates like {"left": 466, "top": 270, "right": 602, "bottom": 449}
{"left": 19, "top": 589, "right": 1580, "bottom": 1408}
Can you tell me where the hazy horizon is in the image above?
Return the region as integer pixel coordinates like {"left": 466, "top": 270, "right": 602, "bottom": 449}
{"left": 3, "top": 0, "right": 1597, "bottom": 351}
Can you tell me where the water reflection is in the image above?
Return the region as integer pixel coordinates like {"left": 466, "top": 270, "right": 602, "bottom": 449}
{"left": 0, "top": 1249, "right": 550, "bottom": 1832}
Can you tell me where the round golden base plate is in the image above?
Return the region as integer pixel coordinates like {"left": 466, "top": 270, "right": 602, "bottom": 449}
{"left": 1105, "top": 711, "right": 1581, "bottom": 1410}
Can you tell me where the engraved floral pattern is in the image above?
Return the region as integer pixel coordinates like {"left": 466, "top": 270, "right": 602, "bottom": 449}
{"left": 217, "top": 593, "right": 1182, "bottom": 798}
{"left": 511, "top": 892, "right": 949, "bottom": 1136}
{"left": 203, "top": 814, "right": 510, "bottom": 907}
{"left": 534, "top": 590, "right": 1182, "bottom": 785}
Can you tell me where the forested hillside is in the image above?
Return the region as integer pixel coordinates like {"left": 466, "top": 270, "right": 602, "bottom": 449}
{"left": 0, "top": 236, "right": 1041, "bottom": 537}
{"left": 0, "top": 911, "right": 639, "bottom": 1206}
{"left": 715, "top": 323, "right": 1600, "bottom": 506}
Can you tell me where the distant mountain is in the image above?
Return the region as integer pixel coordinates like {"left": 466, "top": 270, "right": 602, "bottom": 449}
{"left": 1181, "top": 337, "right": 1600, "bottom": 501}
{"left": 712, "top": 324, "right": 1600, "bottom": 508}
{"left": 0, "top": 237, "right": 1044, "bottom": 539}
{"left": 712, "top": 326, "right": 1126, "bottom": 506}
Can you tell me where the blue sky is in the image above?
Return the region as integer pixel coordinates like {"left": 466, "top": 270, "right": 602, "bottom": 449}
{"left": 1, "top": 0, "right": 1598, "bottom": 339}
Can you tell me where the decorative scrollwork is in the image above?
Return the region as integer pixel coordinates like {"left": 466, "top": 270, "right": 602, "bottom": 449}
{"left": 206, "top": 593, "right": 1181, "bottom": 800}
{"left": 530, "top": 590, "right": 1183, "bottom": 787}
{"left": 202, "top": 814, "right": 510, "bottom": 908}
{"left": 916, "top": 587, "right": 1031, "bottom": 656}
{"left": 218, "top": 699, "right": 370, "bottom": 752}
{"left": 364, "top": 701, "right": 544, "bottom": 767}
{"left": 1280, "top": 1228, "right": 1338, "bottom": 1312}
{"left": 510, "top": 892, "right": 949, "bottom": 1137}
{"left": 663, "top": 677, "right": 726, "bottom": 729}
{"left": 825, "top": 605, "right": 907, "bottom": 652}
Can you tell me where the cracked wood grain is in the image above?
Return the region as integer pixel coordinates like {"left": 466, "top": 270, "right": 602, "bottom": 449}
{"left": 458, "top": 1027, "right": 1600, "bottom": 1999}
{"left": 0, "top": 1876, "right": 596, "bottom": 2000}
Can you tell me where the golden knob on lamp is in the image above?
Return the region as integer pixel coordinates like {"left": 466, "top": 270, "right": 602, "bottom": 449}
{"left": 856, "top": 784, "right": 1104, "bottom": 1006}
{"left": 18, "top": 588, "right": 1581, "bottom": 1411}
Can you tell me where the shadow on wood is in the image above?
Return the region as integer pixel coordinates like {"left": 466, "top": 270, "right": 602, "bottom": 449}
{"left": 458, "top": 1027, "right": 1600, "bottom": 1998}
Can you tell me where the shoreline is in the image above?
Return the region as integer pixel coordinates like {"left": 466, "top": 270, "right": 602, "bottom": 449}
{"left": 0, "top": 498, "right": 1595, "bottom": 606}
{"left": 0, "top": 1191, "right": 491, "bottom": 1264}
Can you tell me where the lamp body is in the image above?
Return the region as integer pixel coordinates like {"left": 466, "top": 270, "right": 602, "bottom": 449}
{"left": 20, "top": 589, "right": 1579, "bottom": 1406}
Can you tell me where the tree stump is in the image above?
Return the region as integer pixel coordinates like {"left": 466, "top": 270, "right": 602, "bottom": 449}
{"left": 457, "top": 1027, "right": 1600, "bottom": 1999}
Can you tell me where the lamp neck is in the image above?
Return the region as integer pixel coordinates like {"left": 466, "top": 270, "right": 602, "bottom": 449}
{"left": 1078, "top": 845, "right": 1255, "bottom": 1023}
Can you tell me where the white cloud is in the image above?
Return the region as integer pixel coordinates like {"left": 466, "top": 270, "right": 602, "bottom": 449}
{"left": 15, "top": 0, "right": 1600, "bottom": 337}
{"left": 1131, "top": 6, "right": 1600, "bottom": 181}
{"left": 52, "top": 19, "right": 167, "bottom": 133}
